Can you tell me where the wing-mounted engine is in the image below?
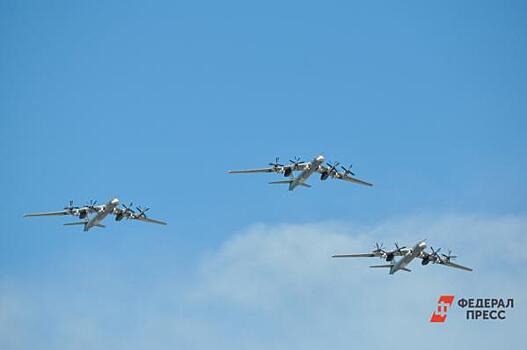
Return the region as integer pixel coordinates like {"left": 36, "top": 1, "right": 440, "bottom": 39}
{"left": 285, "top": 157, "right": 303, "bottom": 176}
{"left": 386, "top": 242, "right": 407, "bottom": 262}
{"left": 116, "top": 202, "right": 135, "bottom": 221}
{"left": 268, "top": 157, "right": 285, "bottom": 175}
{"left": 64, "top": 200, "right": 88, "bottom": 219}
{"left": 320, "top": 161, "right": 340, "bottom": 181}
{"left": 340, "top": 164, "right": 355, "bottom": 176}
{"left": 427, "top": 247, "right": 442, "bottom": 264}
{"left": 440, "top": 250, "right": 457, "bottom": 263}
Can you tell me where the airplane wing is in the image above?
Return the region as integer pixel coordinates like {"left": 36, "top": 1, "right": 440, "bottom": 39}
{"left": 336, "top": 173, "right": 373, "bottom": 187}
{"left": 391, "top": 250, "right": 406, "bottom": 257}
{"left": 316, "top": 165, "right": 333, "bottom": 175}
{"left": 292, "top": 163, "right": 310, "bottom": 171}
{"left": 332, "top": 253, "right": 376, "bottom": 258}
{"left": 419, "top": 251, "right": 433, "bottom": 260}
{"left": 132, "top": 216, "right": 167, "bottom": 225}
{"left": 88, "top": 205, "right": 105, "bottom": 213}
{"left": 228, "top": 167, "right": 282, "bottom": 174}
{"left": 24, "top": 210, "right": 71, "bottom": 217}
{"left": 112, "top": 207, "right": 125, "bottom": 215}
{"left": 440, "top": 261, "right": 473, "bottom": 272}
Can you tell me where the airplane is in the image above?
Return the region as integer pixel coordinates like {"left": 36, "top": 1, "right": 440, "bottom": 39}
{"left": 228, "top": 154, "right": 373, "bottom": 191}
{"left": 332, "top": 240, "right": 473, "bottom": 274}
{"left": 24, "top": 197, "right": 167, "bottom": 231}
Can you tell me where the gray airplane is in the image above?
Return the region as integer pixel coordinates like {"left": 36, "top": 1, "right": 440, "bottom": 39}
{"left": 24, "top": 197, "right": 167, "bottom": 231}
{"left": 332, "top": 240, "right": 473, "bottom": 274}
{"left": 228, "top": 154, "right": 373, "bottom": 191}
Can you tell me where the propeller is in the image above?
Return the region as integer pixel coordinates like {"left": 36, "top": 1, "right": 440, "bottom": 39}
{"left": 135, "top": 206, "right": 150, "bottom": 218}
{"left": 269, "top": 157, "right": 284, "bottom": 167}
{"left": 289, "top": 156, "right": 303, "bottom": 167}
{"left": 394, "top": 242, "right": 407, "bottom": 252}
{"left": 64, "top": 200, "right": 78, "bottom": 210}
{"left": 340, "top": 164, "right": 355, "bottom": 176}
{"left": 326, "top": 161, "right": 340, "bottom": 175}
{"left": 86, "top": 199, "right": 97, "bottom": 208}
{"left": 373, "top": 242, "right": 385, "bottom": 254}
{"left": 429, "top": 246, "right": 441, "bottom": 261}
{"left": 121, "top": 202, "right": 135, "bottom": 214}
{"left": 441, "top": 250, "right": 457, "bottom": 262}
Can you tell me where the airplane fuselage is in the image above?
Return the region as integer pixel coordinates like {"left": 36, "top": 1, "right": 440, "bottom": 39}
{"left": 84, "top": 198, "right": 120, "bottom": 231}
{"left": 289, "top": 155, "right": 325, "bottom": 191}
{"left": 390, "top": 241, "right": 426, "bottom": 274}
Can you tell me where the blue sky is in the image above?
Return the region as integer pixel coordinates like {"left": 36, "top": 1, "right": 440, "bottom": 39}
{"left": 1, "top": 1, "right": 526, "bottom": 349}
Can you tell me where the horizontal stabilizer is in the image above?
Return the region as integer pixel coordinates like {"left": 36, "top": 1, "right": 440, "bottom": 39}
{"left": 64, "top": 221, "right": 87, "bottom": 226}
{"left": 299, "top": 183, "right": 311, "bottom": 188}
{"left": 268, "top": 180, "right": 293, "bottom": 185}
{"left": 401, "top": 267, "right": 412, "bottom": 272}
{"left": 95, "top": 224, "right": 106, "bottom": 228}
{"left": 369, "top": 264, "right": 393, "bottom": 269}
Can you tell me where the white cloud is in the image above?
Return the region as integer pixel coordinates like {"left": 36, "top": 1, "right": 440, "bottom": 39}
{"left": 1, "top": 214, "right": 526, "bottom": 350}
{"left": 191, "top": 214, "right": 527, "bottom": 349}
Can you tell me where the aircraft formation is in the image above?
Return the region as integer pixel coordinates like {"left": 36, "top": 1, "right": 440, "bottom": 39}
{"left": 23, "top": 153, "right": 472, "bottom": 275}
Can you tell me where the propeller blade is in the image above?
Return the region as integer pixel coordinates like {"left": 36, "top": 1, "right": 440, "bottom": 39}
{"left": 289, "top": 156, "right": 303, "bottom": 165}
{"left": 269, "top": 157, "right": 284, "bottom": 167}
{"left": 341, "top": 164, "right": 355, "bottom": 176}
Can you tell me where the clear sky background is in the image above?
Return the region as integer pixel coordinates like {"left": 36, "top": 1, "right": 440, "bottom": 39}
{"left": 1, "top": 1, "right": 526, "bottom": 349}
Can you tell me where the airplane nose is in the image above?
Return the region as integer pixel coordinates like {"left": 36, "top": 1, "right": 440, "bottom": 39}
{"left": 112, "top": 198, "right": 120, "bottom": 205}
{"left": 317, "top": 155, "right": 325, "bottom": 162}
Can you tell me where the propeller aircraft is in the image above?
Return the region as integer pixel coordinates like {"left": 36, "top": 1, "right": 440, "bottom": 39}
{"left": 228, "top": 154, "right": 373, "bottom": 191}
{"left": 24, "top": 197, "right": 167, "bottom": 231}
{"left": 332, "top": 240, "right": 472, "bottom": 274}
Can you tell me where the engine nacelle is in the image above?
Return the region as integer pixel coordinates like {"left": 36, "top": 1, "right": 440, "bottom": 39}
{"left": 421, "top": 258, "right": 430, "bottom": 265}
{"left": 115, "top": 213, "right": 124, "bottom": 221}
{"left": 386, "top": 253, "right": 394, "bottom": 262}
{"left": 284, "top": 168, "right": 292, "bottom": 177}
{"left": 79, "top": 211, "right": 87, "bottom": 219}
{"left": 320, "top": 172, "right": 329, "bottom": 180}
